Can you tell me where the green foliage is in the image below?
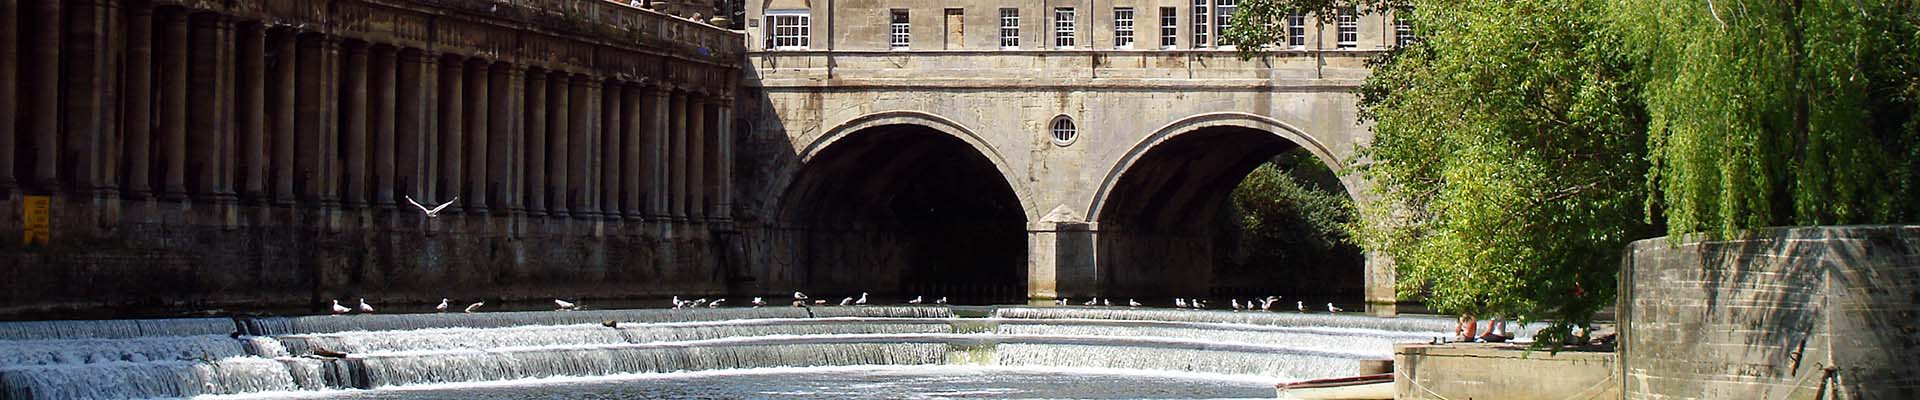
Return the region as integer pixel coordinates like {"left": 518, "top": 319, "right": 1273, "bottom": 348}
{"left": 1609, "top": 0, "right": 1920, "bottom": 237}
{"left": 1231, "top": 149, "right": 1356, "bottom": 254}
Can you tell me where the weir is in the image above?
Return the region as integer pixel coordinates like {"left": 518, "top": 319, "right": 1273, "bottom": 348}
{"left": 0, "top": 306, "right": 1446, "bottom": 400}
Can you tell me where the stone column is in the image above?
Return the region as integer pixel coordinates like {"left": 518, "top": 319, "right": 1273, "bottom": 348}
{"left": 320, "top": 37, "right": 340, "bottom": 209}
{"left": 504, "top": 64, "right": 525, "bottom": 214}
{"left": 488, "top": 62, "right": 512, "bottom": 214}
{"left": 464, "top": 58, "right": 489, "bottom": 213}
{"left": 342, "top": 41, "right": 368, "bottom": 209}
{"left": 621, "top": 83, "right": 641, "bottom": 219}
{"left": 120, "top": 3, "right": 152, "bottom": 198}
{"left": 568, "top": 75, "right": 592, "bottom": 217}
{"left": 668, "top": 89, "right": 687, "bottom": 220}
{"left": 600, "top": 79, "right": 623, "bottom": 220}
{"left": 436, "top": 55, "right": 463, "bottom": 211}
{"left": 687, "top": 94, "right": 707, "bottom": 221}
{"left": 213, "top": 13, "right": 234, "bottom": 202}
{"left": 524, "top": 69, "right": 547, "bottom": 216}
{"left": 714, "top": 99, "right": 733, "bottom": 220}
{"left": 157, "top": 9, "right": 187, "bottom": 200}
{"left": 65, "top": 0, "right": 109, "bottom": 194}
{"left": 27, "top": 0, "right": 58, "bottom": 190}
{"left": 0, "top": 0, "right": 15, "bottom": 191}
{"left": 294, "top": 34, "right": 327, "bottom": 203}
{"left": 186, "top": 13, "right": 222, "bottom": 200}
{"left": 394, "top": 49, "right": 427, "bottom": 205}
{"left": 641, "top": 86, "right": 668, "bottom": 218}
{"left": 546, "top": 73, "right": 570, "bottom": 217}
{"left": 371, "top": 45, "right": 397, "bottom": 209}
{"left": 582, "top": 78, "right": 603, "bottom": 218}
{"left": 269, "top": 29, "right": 296, "bottom": 205}
{"left": 236, "top": 23, "right": 266, "bottom": 202}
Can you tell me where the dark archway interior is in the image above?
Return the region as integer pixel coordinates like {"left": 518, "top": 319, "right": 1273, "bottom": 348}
{"left": 1096, "top": 127, "right": 1364, "bottom": 303}
{"left": 779, "top": 125, "right": 1028, "bottom": 303}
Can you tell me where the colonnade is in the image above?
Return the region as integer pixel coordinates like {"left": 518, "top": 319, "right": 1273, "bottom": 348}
{"left": 0, "top": 0, "right": 737, "bottom": 225}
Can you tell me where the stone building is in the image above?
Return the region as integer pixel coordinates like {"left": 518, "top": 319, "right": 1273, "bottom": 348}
{"left": 735, "top": 1, "right": 1408, "bottom": 312}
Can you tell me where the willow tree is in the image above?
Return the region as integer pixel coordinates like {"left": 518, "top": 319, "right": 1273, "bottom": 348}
{"left": 1609, "top": 0, "right": 1920, "bottom": 237}
{"left": 1226, "top": 0, "right": 1653, "bottom": 343}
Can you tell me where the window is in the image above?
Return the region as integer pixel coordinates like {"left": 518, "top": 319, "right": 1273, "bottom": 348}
{"left": 1286, "top": 14, "right": 1307, "bottom": 49}
{"left": 1054, "top": 7, "right": 1076, "bottom": 49}
{"left": 1000, "top": 8, "right": 1020, "bottom": 49}
{"left": 1114, "top": 8, "right": 1135, "bottom": 49}
{"left": 1336, "top": 7, "right": 1358, "bottom": 49}
{"left": 1214, "top": 0, "right": 1236, "bottom": 48}
{"left": 1192, "top": 0, "right": 1210, "bottom": 48}
{"left": 1050, "top": 116, "right": 1078, "bottom": 146}
{"left": 1159, "top": 8, "right": 1178, "bottom": 49}
{"left": 766, "top": 10, "right": 810, "bottom": 50}
{"left": 1394, "top": 11, "right": 1415, "bottom": 47}
{"left": 890, "top": 9, "right": 910, "bottom": 50}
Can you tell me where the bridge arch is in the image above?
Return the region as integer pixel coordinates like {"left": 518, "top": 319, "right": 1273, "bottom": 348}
{"left": 1084, "top": 112, "right": 1383, "bottom": 311}
{"left": 772, "top": 111, "right": 1033, "bottom": 303}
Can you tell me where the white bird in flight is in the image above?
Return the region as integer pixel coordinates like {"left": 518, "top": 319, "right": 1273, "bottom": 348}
{"left": 404, "top": 195, "right": 459, "bottom": 218}
{"left": 435, "top": 298, "right": 450, "bottom": 313}
{"left": 554, "top": 299, "right": 578, "bottom": 311}
{"left": 330, "top": 300, "right": 351, "bottom": 315}
{"left": 464, "top": 301, "right": 485, "bottom": 313}
{"left": 357, "top": 298, "right": 376, "bottom": 313}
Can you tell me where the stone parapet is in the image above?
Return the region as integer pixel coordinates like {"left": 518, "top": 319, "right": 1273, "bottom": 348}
{"left": 748, "top": 49, "right": 1378, "bottom": 88}
{"left": 1395, "top": 343, "right": 1620, "bottom": 400}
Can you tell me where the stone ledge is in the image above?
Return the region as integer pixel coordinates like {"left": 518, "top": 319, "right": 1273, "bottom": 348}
{"left": 1395, "top": 343, "right": 1620, "bottom": 400}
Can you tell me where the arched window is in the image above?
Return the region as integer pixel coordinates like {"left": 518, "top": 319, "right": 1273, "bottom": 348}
{"left": 1050, "top": 116, "right": 1078, "bottom": 146}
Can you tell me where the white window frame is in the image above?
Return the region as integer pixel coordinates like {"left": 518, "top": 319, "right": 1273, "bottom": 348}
{"left": 1192, "top": 0, "right": 1210, "bottom": 48}
{"left": 890, "top": 9, "right": 911, "bottom": 50}
{"left": 1394, "top": 12, "right": 1415, "bottom": 47}
{"left": 766, "top": 9, "right": 811, "bottom": 51}
{"left": 1054, "top": 7, "right": 1076, "bottom": 49}
{"left": 1050, "top": 116, "right": 1078, "bottom": 146}
{"left": 1114, "top": 8, "right": 1135, "bottom": 49}
{"left": 1000, "top": 8, "right": 1020, "bottom": 49}
{"left": 1286, "top": 14, "right": 1307, "bottom": 49}
{"left": 1159, "top": 7, "right": 1178, "bottom": 49}
{"left": 1214, "top": 0, "right": 1236, "bottom": 49}
{"left": 1336, "top": 7, "right": 1358, "bottom": 49}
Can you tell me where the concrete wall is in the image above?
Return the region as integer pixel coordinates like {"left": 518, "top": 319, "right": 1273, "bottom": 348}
{"left": 1395, "top": 343, "right": 1621, "bottom": 400}
{"left": 1619, "top": 226, "right": 1920, "bottom": 399}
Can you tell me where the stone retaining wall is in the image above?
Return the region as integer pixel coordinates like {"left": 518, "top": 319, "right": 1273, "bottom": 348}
{"left": 1394, "top": 343, "right": 1619, "bottom": 400}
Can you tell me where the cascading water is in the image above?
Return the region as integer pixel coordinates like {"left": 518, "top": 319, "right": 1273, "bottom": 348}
{"left": 0, "top": 305, "right": 1450, "bottom": 399}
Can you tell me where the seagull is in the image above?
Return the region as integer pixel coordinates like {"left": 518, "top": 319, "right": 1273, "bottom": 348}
{"left": 709, "top": 298, "right": 725, "bottom": 308}
{"left": 357, "top": 298, "right": 376, "bottom": 313}
{"left": 752, "top": 297, "right": 766, "bottom": 307}
{"left": 1263, "top": 296, "right": 1279, "bottom": 311}
{"left": 1175, "top": 298, "right": 1187, "bottom": 308}
{"left": 793, "top": 291, "right": 809, "bottom": 300}
{"left": 435, "top": 298, "right": 450, "bottom": 313}
{"left": 1053, "top": 298, "right": 1065, "bottom": 306}
{"left": 909, "top": 295, "right": 924, "bottom": 304}
{"left": 855, "top": 292, "right": 869, "bottom": 306}
{"left": 464, "top": 301, "right": 485, "bottom": 313}
{"left": 1128, "top": 299, "right": 1142, "bottom": 307}
{"left": 404, "top": 195, "right": 459, "bottom": 218}
{"left": 1296, "top": 300, "right": 1307, "bottom": 313}
{"left": 671, "top": 296, "right": 685, "bottom": 309}
{"left": 840, "top": 296, "right": 854, "bottom": 306}
{"left": 330, "top": 300, "right": 351, "bottom": 315}
{"left": 1232, "top": 299, "right": 1243, "bottom": 311}
{"left": 1102, "top": 299, "right": 1111, "bottom": 307}
{"left": 554, "top": 299, "right": 578, "bottom": 311}
{"left": 692, "top": 298, "right": 708, "bottom": 307}
{"left": 1327, "top": 302, "right": 1343, "bottom": 313}
{"left": 935, "top": 296, "right": 947, "bottom": 304}
{"left": 1084, "top": 297, "right": 1098, "bottom": 306}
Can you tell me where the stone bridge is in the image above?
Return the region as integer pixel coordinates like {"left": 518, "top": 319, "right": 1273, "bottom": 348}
{"left": 734, "top": 50, "right": 1395, "bottom": 313}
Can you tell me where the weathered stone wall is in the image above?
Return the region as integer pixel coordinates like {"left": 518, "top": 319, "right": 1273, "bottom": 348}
{"left": 1395, "top": 343, "right": 1620, "bottom": 400}
{"left": 1619, "top": 226, "right": 1920, "bottom": 399}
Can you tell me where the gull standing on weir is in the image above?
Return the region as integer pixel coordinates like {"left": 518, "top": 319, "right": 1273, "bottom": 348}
{"left": 1327, "top": 303, "right": 1344, "bottom": 313}
{"left": 1128, "top": 299, "right": 1142, "bottom": 307}
{"left": 357, "top": 298, "right": 376, "bottom": 313}
{"left": 840, "top": 296, "right": 855, "bottom": 306}
{"left": 404, "top": 195, "right": 459, "bottom": 218}
{"left": 435, "top": 298, "right": 450, "bottom": 313}
{"left": 1297, "top": 300, "right": 1307, "bottom": 313}
{"left": 752, "top": 297, "right": 766, "bottom": 307}
{"left": 856, "top": 292, "right": 869, "bottom": 306}
{"left": 330, "top": 300, "right": 351, "bottom": 315}
{"left": 909, "top": 295, "right": 924, "bottom": 304}
{"left": 554, "top": 299, "right": 578, "bottom": 311}
{"left": 464, "top": 301, "right": 485, "bottom": 313}
{"left": 709, "top": 299, "right": 726, "bottom": 308}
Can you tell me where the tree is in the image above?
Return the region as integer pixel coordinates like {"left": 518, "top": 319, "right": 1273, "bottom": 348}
{"left": 1226, "top": 0, "right": 1654, "bottom": 345}
{"left": 1609, "top": 0, "right": 1920, "bottom": 237}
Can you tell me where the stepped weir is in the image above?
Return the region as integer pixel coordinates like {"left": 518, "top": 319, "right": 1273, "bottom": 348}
{"left": 0, "top": 306, "right": 1458, "bottom": 399}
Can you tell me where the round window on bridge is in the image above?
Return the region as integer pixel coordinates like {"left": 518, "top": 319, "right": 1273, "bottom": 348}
{"left": 1049, "top": 116, "right": 1078, "bottom": 147}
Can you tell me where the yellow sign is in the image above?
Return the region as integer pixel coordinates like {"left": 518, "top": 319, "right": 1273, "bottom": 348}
{"left": 23, "top": 195, "right": 49, "bottom": 246}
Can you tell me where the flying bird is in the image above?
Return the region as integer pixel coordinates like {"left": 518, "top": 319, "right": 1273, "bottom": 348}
{"left": 554, "top": 299, "right": 578, "bottom": 311}
{"left": 357, "top": 298, "right": 376, "bottom": 313}
{"left": 464, "top": 301, "right": 485, "bottom": 313}
{"left": 404, "top": 195, "right": 459, "bottom": 218}
{"left": 330, "top": 300, "right": 351, "bottom": 315}
{"left": 435, "top": 298, "right": 450, "bottom": 313}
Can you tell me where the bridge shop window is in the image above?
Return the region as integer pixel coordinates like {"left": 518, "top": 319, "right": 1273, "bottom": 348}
{"left": 1114, "top": 8, "right": 1136, "bottom": 49}
{"left": 1287, "top": 13, "right": 1308, "bottom": 49}
{"left": 890, "top": 9, "right": 911, "bottom": 50}
{"left": 767, "top": 10, "right": 811, "bottom": 50}
{"left": 1192, "top": 0, "right": 1210, "bottom": 48}
{"left": 1160, "top": 8, "right": 1178, "bottom": 49}
{"left": 1000, "top": 8, "right": 1020, "bottom": 49}
{"left": 1050, "top": 116, "right": 1079, "bottom": 147}
{"left": 1336, "top": 7, "right": 1359, "bottom": 49}
{"left": 1214, "top": 0, "right": 1236, "bottom": 49}
{"left": 1054, "top": 7, "right": 1077, "bottom": 49}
